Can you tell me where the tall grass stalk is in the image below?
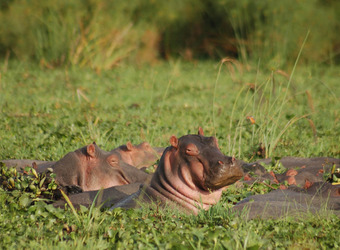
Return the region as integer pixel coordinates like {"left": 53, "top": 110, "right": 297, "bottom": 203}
{"left": 265, "top": 30, "right": 310, "bottom": 157}
{"left": 220, "top": 31, "right": 311, "bottom": 158}
{"left": 60, "top": 189, "right": 80, "bottom": 222}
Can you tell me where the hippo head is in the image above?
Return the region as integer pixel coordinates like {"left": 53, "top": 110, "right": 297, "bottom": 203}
{"left": 81, "top": 143, "right": 131, "bottom": 190}
{"left": 169, "top": 128, "right": 243, "bottom": 192}
{"left": 53, "top": 143, "right": 131, "bottom": 191}
{"left": 113, "top": 142, "right": 162, "bottom": 169}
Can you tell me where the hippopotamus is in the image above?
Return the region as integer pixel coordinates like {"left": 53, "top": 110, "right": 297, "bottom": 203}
{"left": 110, "top": 128, "right": 244, "bottom": 214}
{"left": 233, "top": 183, "right": 340, "bottom": 219}
{"left": 111, "top": 142, "right": 164, "bottom": 169}
{"left": 241, "top": 157, "right": 339, "bottom": 188}
{"left": 1, "top": 142, "right": 152, "bottom": 192}
{"left": 235, "top": 157, "right": 340, "bottom": 219}
{"left": 1, "top": 141, "right": 163, "bottom": 172}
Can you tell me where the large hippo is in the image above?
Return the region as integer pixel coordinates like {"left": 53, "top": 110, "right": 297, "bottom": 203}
{"left": 1, "top": 142, "right": 152, "bottom": 192}
{"left": 235, "top": 157, "right": 340, "bottom": 219}
{"left": 110, "top": 128, "right": 244, "bottom": 214}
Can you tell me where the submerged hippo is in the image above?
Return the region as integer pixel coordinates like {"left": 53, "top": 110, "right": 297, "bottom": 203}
{"left": 50, "top": 142, "right": 152, "bottom": 191}
{"left": 236, "top": 157, "right": 340, "bottom": 219}
{"left": 111, "top": 128, "right": 244, "bottom": 214}
{"left": 1, "top": 142, "right": 152, "bottom": 192}
{"left": 241, "top": 157, "right": 339, "bottom": 187}
{"left": 111, "top": 142, "right": 164, "bottom": 169}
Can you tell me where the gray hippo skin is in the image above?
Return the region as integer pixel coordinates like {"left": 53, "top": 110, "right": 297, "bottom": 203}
{"left": 111, "top": 128, "right": 244, "bottom": 214}
{"left": 53, "top": 182, "right": 144, "bottom": 209}
{"left": 236, "top": 157, "right": 340, "bottom": 219}
{"left": 242, "top": 157, "right": 339, "bottom": 186}
{"left": 1, "top": 143, "right": 152, "bottom": 192}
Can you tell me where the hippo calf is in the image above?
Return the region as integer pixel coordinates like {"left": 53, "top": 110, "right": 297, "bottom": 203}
{"left": 111, "top": 128, "right": 244, "bottom": 214}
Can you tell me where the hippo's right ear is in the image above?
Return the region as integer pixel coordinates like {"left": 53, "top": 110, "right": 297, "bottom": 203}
{"left": 170, "top": 136, "right": 178, "bottom": 148}
{"left": 126, "top": 141, "right": 134, "bottom": 151}
{"left": 198, "top": 127, "right": 204, "bottom": 136}
{"left": 87, "top": 143, "right": 96, "bottom": 158}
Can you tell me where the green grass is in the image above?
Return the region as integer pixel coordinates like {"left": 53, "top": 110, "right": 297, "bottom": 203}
{"left": 0, "top": 59, "right": 339, "bottom": 248}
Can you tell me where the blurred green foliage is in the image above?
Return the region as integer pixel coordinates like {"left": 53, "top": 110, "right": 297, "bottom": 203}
{"left": 0, "top": 0, "right": 340, "bottom": 69}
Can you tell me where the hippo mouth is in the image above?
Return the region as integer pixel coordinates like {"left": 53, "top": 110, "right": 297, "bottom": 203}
{"left": 205, "top": 175, "right": 243, "bottom": 190}
{"left": 203, "top": 161, "right": 244, "bottom": 191}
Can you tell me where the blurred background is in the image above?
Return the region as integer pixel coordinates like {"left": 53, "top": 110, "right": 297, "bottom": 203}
{"left": 0, "top": 0, "right": 339, "bottom": 70}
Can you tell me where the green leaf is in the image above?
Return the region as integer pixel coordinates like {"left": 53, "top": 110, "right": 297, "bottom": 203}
{"left": 19, "top": 194, "right": 32, "bottom": 208}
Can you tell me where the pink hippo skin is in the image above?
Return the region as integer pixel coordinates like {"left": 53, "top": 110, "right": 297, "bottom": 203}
{"left": 111, "top": 128, "right": 244, "bottom": 214}
{"left": 51, "top": 143, "right": 131, "bottom": 191}
{"left": 111, "top": 142, "right": 164, "bottom": 169}
{"left": 1, "top": 143, "right": 152, "bottom": 192}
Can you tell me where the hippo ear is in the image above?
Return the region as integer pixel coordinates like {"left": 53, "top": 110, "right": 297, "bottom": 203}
{"left": 170, "top": 136, "right": 178, "bottom": 148}
{"left": 87, "top": 143, "right": 96, "bottom": 158}
{"left": 126, "top": 141, "right": 133, "bottom": 151}
{"left": 198, "top": 127, "right": 204, "bottom": 136}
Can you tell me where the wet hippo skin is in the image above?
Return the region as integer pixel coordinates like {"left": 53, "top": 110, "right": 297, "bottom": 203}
{"left": 1, "top": 142, "right": 152, "bottom": 192}
{"left": 236, "top": 157, "right": 340, "bottom": 219}
{"left": 111, "top": 128, "right": 244, "bottom": 214}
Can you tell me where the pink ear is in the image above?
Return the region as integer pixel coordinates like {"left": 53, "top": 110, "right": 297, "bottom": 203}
{"left": 126, "top": 141, "right": 133, "bottom": 151}
{"left": 87, "top": 143, "right": 96, "bottom": 158}
{"left": 170, "top": 136, "right": 178, "bottom": 148}
{"left": 213, "top": 137, "right": 220, "bottom": 149}
{"left": 198, "top": 127, "right": 204, "bottom": 136}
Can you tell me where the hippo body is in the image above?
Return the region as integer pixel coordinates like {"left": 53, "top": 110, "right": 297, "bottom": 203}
{"left": 53, "top": 183, "right": 143, "bottom": 208}
{"left": 0, "top": 159, "right": 55, "bottom": 172}
{"left": 111, "top": 129, "right": 244, "bottom": 214}
{"left": 233, "top": 184, "right": 340, "bottom": 220}
{"left": 237, "top": 157, "right": 340, "bottom": 219}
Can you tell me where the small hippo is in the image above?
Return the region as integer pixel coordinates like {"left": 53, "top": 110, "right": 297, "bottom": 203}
{"left": 51, "top": 142, "right": 152, "bottom": 191}
{"left": 1, "top": 143, "right": 152, "bottom": 192}
{"left": 111, "top": 128, "right": 244, "bottom": 214}
{"left": 112, "top": 142, "right": 164, "bottom": 169}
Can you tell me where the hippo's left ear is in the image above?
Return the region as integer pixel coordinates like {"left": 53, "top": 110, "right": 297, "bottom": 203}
{"left": 87, "top": 143, "right": 96, "bottom": 158}
{"left": 170, "top": 136, "right": 178, "bottom": 148}
{"left": 198, "top": 127, "right": 204, "bottom": 136}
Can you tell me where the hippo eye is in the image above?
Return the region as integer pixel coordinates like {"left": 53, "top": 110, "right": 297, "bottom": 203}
{"left": 185, "top": 144, "right": 199, "bottom": 156}
{"left": 108, "top": 156, "right": 119, "bottom": 166}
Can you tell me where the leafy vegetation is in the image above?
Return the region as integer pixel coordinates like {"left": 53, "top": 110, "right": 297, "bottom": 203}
{"left": 0, "top": 59, "right": 339, "bottom": 248}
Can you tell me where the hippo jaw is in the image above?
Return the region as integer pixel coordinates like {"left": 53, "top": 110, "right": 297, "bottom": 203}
{"left": 202, "top": 157, "right": 244, "bottom": 191}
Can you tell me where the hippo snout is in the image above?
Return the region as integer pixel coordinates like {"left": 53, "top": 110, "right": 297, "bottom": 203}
{"left": 204, "top": 157, "right": 244, "bottom": 190}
